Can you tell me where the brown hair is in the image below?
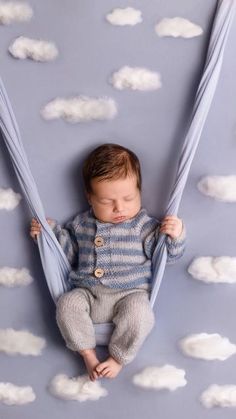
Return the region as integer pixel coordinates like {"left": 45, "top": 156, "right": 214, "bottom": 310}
{"left": 82, "top": 143, "right": 142, "bottom": 194}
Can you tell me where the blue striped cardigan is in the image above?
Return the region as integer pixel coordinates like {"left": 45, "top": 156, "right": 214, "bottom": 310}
{"left": 50, "top": 208, "right": 186, "bottom": 290}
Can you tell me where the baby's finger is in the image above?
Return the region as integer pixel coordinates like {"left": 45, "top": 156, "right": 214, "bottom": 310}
{"left": 31, "top": 217, "right": 39, "bottom": 222}
{"left": 160, "top": 225, "right": 175, "bottom": 234}
{"left": 160, "top": 221, "right": 177, "bottom": 229}
{"left": 163, "top": 215, "right": 179, "bottom": 222}
{"left": 31, "top": 226, "right": 40, "bottom": 232}
{"left": 30, "top": 225, "right": 41, "bottom": 236}
{"left": 30, "top": 231, "right": 38, "bottom": 239}
{"left": 31, "top": 220, "right": 40, "bottom": 228}
{"left": 100, "top": 367, "right": 110, "bottom": 376}
{"left": 31, "top": 225, "right": 41, "bottom": 232}
{"left": 161, "top": 219, "right": 177, "bottom": 225}
{"left": 104, "top": 371, "right": 112, "bottom": 378}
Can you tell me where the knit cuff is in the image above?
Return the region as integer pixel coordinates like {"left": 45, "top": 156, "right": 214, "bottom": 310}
{"left": 108, "top": 343, "right": 141, "bottom": 366}
{"left": 48, "top": 219, "right": 62, "bottom": 235}
{"left": 108, "top": 344, "right": 130, "bottom": 365}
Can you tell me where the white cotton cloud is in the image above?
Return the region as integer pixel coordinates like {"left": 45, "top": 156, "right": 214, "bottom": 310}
{"left": 200, "top": 385, "right": 236, "bottom": 408}
{"left": 0, "top": 267, "right": 33, "bottom": 287}
{"left": 106, "top": 7, "right": 142, "bottom": 26}
{"left": 41, "top": 96, "right": 117, "bottom": 123}
{"left": 9, "top": 36, "right": 58, "bottom": 61}
{"left": 188, "top": 257, "right": 236, "bottom": 284}
{"left": 0, "top": 187, "right": 21, "bottom": 210}
{"left": 0, "top": 329, "right": 46, "bottom": 356}
{"left": 179, "top": 333, "right": 236, "bottom": 361}
{"left": 0, "top": 2, "right": 33, "bottom": 25}
{"left": 49, "top": 374, "right": 108, "bottom": 402}
{"left": 197, "top": 175, "right": 236, "bottom": 202}
{"left": 155, "top": 17, "right": 203, "bottom": 38}
{"left": 0, "top": 382, "right": 35, "bottom": 405}
{"left": 110, "top": 66, "right": 162, "bottom": 91}
{"left": 132, "top": 364, "right": 187, "bottom": 391}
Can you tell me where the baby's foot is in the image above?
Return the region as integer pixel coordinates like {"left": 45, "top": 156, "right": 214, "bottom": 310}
{"left": 80, "top": 349, "right": 100, "bottom": 381}
{"left": 95, "top": 356, "right": 123, "bottom": 379}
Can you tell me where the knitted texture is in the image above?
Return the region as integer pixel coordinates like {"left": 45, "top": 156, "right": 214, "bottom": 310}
{"left": 56, "top": 285, "right": 155, "bottom": 364}
{"left": 51, "top": 208, "right": 186, "bottom": 289}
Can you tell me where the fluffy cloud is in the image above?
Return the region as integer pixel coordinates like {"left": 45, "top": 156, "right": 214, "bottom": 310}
{"left": 200, "top": 385, "right": 236, "bottom": 408}
{"left": 197, "top": 175, "right": 236, "bottom": 202}
{"left": 155, "top": 17, "right": 203, "bottom": 38}
{"left": 9, "top": 36, "right": 58, "bottom": 61}
{"left": 111, "top": 66, "right": 162, "bottom": 91}
{"left": 0, "top": 187, "right": 21, "bottom": 210}
{"left": 132, "top": 364, "right": 187, "bottom": 391}
{"left": 0, "top": 1, "right": 33, "bottom": 25}
{"left": 0, "top": 267, "right": 33, "bottom": 287}
{"left": 0, "top": 382, "right": 35, "bottom": 405}
{"left": 179, "top": 333, "right": 236, "bottom": 361}
{"left": 106, "top": 7, "right": 142, "bottom": 26}
{"left": 41, "top": 96, "right": 117, "bottom": 123}
{"left": 0, "top": 329, "right": 46, "bottom": 356}
{"left": 188, "top": 257, "right": 236, "bottom": 284}
{"left": 49, "top": 374, "right": 108, "bottom": 402}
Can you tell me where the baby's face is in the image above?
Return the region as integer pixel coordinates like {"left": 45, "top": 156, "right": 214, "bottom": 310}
{"left": 87, "top": 175, "right": 141, "bottom": 223}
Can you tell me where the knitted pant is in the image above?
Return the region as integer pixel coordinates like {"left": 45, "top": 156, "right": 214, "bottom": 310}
{"left": 56, "top": 284, "right": 155, "bottom": 365}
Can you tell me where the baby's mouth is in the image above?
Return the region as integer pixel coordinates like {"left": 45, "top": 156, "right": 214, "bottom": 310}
{"left": 113, "top": 216, "right": 126, "bottom": 222}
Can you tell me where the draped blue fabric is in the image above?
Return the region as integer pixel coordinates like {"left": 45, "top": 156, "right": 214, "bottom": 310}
{"left": 0, "top": 0, "right": 235, "bottom": 345}
{"left": 150, "top": 0, "right": 236, "bottom": 307}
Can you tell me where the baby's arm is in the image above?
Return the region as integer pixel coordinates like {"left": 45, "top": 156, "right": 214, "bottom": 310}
{"left": 49, "top": 218, "right": 79, "bottom": 268}
{"left": 30, "top": 216, "right": 79, "bottom": 268}
{"left": 141, "top": 216, "right": 186, "bottom": 264}
{"left": 164, "top": 220, "right": 186, "bottom": 265}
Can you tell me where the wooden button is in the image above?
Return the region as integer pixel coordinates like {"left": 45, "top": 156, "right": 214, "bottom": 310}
{"left": 94, "top": 268, "right": 105, "bottom": 278}
{"left": 94, "top": 236, "right": 104, "bottom": 247}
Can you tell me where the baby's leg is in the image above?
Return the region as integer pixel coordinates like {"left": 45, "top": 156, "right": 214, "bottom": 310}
{"left": 96, "top": 291, "right": 155, "bottom": 378}
{"left": 56, "top": 288, "right": 99, "bottom": 381}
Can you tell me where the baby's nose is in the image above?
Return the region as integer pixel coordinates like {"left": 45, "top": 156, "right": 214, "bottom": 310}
{"left": 113, "top": 201, "right": 124, "bottom": 212}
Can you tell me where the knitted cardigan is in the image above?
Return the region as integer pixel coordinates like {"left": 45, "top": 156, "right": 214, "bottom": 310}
{"left": 50, "top": 208, "right": 186, "bottom": 289}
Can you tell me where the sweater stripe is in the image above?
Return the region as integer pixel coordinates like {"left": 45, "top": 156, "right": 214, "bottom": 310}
{"left": 52, "top": 208, "right": 186, "bottom": 289}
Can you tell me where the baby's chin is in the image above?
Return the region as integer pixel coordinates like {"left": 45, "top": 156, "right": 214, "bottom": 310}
{"left": 112, "top": 215, "right": 129, "bottom": 223}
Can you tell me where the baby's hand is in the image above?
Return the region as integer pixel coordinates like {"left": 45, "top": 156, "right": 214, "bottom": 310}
{"left": 30, "top": 218, "right": 54, "bottom": 240}
{"left": 160, "top": 215, "right": 183, "bottom": 240}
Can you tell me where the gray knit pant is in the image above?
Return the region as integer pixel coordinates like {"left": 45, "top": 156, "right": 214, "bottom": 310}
{"left": 56, "top": 284, "right": 155, "bottom": 365}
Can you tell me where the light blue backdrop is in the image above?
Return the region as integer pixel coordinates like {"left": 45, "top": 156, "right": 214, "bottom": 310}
{"left": 0, "top": 0, "right": 236, "bottom": 418}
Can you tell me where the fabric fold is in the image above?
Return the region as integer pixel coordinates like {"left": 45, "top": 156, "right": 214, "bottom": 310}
{"left": 0, "top": 0, "right": 235, "bottom": 344}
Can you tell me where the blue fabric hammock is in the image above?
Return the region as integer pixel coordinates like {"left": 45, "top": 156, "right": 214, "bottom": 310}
{"left": 0, "top": 0, "right": 235, "bottom": 345}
